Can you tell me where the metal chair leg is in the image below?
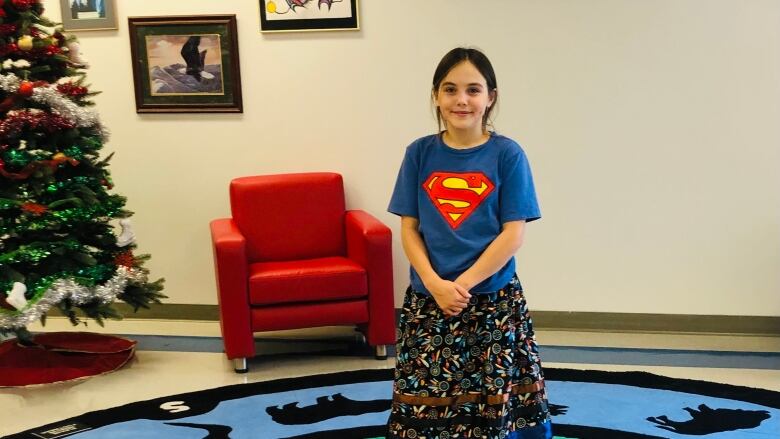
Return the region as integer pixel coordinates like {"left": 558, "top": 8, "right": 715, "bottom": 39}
{"left": 375, "top": 345, "right": 387, "bottom": 360}
{"left": 233, "top": 357, "right": 248, "bottom": 373}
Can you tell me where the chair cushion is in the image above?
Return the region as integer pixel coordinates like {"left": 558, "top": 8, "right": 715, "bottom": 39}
{"left": 249, "top": 256, "right": 367, "bottom": 305}
{"left": 230, "top": 173, "right": 346, "bottom": 262}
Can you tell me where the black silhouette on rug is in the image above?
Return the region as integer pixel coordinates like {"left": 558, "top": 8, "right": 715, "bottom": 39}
{"left": 647, "top": 404, "right": 771, "bottom": 435}
{"left": 549, "top": 403, "right": 569, "bottom": 416}
{"left": 164, "top": 422, "right": 232, "bottom": 438}
{"left": 266, "top": 393, "right": 391, "bottom": 425}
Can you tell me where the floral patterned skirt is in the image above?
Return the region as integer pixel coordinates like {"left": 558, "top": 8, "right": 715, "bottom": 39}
{"left": 387, "top": 276, "right": 552, "bottom": 439}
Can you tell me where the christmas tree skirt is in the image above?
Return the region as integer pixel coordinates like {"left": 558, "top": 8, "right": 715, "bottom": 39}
{"left": 0, "top": 332, "right": 136, "bottom": 387}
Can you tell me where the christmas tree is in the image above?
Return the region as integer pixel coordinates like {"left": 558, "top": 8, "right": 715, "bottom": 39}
{"left": 0, "top": 0, "right": 164, "bottom": 342}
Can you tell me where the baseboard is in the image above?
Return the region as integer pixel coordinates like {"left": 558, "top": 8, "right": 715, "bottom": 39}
{"left": 529, "top": 311, "right": 780, "bottom": 336}
{"left": 47, "top": 304, "right": 780, "bottom": 336}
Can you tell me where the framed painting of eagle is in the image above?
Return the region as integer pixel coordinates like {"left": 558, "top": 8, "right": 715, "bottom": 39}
{"left": 128, "top": 15, "right": 243, "bottom": 113}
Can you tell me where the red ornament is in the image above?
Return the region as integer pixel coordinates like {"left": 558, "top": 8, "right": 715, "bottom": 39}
{"left": 21, "top": 202, "right": 48, "bottom": 216}
{"left": 17, "top": 81, "right": 34, "bottom": 97}
{"left": 0, "top": 9, "right": 6, "bottom": 18}
{"left": 45, "top": 45, "right": 61, "bottom": 56}
{"left": 114, "top": 251, "right": 135, "bottom": 268}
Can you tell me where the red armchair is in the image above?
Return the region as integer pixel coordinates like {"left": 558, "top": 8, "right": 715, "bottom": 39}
{"left": 210, "top": 172, "right": 396, "bottom": 372}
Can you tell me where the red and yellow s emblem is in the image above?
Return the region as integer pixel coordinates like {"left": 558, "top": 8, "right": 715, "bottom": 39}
{"left": 423, "top": 172, "right": 495, "bottom": 229}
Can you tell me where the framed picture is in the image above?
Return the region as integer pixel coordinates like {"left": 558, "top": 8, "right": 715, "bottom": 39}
{"left": 59, "top": 0, "right": 118, "bottom": 31}
{"left": 128, "top": 15, "right": 243, "bottom": 113}
{"left": 259, "top": 0, "right": 359, "bottom": 33}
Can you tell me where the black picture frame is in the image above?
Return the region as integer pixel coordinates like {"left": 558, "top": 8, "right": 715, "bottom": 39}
{"left": 128, "top": 15, "right": 243, "bottom": 113}
{"left": 259, "top": 0, "right": 359, "bottom": 33}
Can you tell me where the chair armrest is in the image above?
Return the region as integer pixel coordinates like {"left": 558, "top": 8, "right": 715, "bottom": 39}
{"left": 345, "top": 210, "right": 392, "bottom": 272}
{"left": 210, "top": 218, "right": 253, "bottom": 359}
{"left": 345, "top": 210, "right": 395, "bottom": 345}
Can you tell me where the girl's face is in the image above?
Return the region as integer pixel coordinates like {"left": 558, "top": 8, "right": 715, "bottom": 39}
{"left": 434, "top": 60, "right": 496, "bottom": 135}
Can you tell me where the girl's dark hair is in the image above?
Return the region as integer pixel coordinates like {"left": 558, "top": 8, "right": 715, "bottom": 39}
{"left": 432, "top": 47, "right": 498, "bottom": 133}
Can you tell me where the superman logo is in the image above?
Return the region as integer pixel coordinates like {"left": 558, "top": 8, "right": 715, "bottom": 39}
{"left": 423, "top": 172, "right": 495, "bottom": 228}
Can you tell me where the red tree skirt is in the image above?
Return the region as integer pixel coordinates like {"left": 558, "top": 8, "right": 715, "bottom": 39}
{"left": 0, "top": 332, "right": 136, "bottom": 387}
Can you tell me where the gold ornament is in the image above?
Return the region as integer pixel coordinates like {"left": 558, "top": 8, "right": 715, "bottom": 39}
{"left": 18, "top": 35, "right": 34, "bottom": 51}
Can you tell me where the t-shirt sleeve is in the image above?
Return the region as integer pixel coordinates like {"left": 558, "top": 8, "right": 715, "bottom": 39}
{"left": 500, "top": 147, "right": 541, "bottom": 223}
{"left": 388, "top": 144, "right": 419, "bottom": 218}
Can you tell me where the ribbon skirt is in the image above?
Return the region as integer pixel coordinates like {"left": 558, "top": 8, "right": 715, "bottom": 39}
{"left": 387, "top": 276, "right": 552, "bottom": 439}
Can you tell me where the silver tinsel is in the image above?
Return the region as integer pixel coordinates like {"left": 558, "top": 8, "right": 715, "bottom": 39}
{"left": 0, "top": 72, "right": 21, "bottom": 92}
{"left": 0, "top": 267, "right": 148, "bottom": 330}
{"left": 0, "top": 73, "right": 109, "bottom": 141}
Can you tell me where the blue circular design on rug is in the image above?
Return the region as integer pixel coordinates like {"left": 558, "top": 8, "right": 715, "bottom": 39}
{"left": 6, "top": 368, "right": 779, "bottom": 438}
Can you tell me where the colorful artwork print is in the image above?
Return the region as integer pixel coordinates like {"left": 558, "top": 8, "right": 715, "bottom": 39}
{"left": 145, "top": 35, "right": 224, "bottom": 96}
{"left": 264, "top": 0, "right": 352, "bottom": 20}
{"left": 259, "top": 0, "right": 358, "bottom": 32}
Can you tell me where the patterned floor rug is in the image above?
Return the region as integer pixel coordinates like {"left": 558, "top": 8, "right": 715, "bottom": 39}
{"left": 6, "top": 368, "right": 779, "bottom": 438}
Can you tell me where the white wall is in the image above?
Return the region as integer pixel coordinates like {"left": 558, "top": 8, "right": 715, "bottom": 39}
{"left": 40, "top": 0, "right": 779, "bottom": 316}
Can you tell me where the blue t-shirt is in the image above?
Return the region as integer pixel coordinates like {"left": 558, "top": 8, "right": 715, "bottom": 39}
{"left": 388, "top": 133, "right": 541, "bottom": 295}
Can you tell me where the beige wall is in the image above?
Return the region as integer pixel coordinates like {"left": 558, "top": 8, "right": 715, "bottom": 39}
{"left": 40, "top": 0, "right": 779, "bottom": 316}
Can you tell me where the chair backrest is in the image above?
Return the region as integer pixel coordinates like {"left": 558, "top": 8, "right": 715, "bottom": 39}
{"left": 230, "top": 172, "right": 346, "bottom": 262}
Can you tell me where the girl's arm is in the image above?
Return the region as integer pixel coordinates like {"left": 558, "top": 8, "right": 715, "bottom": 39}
{"left": 454, "top": 220, "right": 526, "bottom": 291}
{"left": 400, "top": 216, "right": 471, "bottom": 316}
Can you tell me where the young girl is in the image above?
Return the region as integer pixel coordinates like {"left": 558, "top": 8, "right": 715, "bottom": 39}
{"left": 387, "top": 47, "right": 552, "bottom": 438}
